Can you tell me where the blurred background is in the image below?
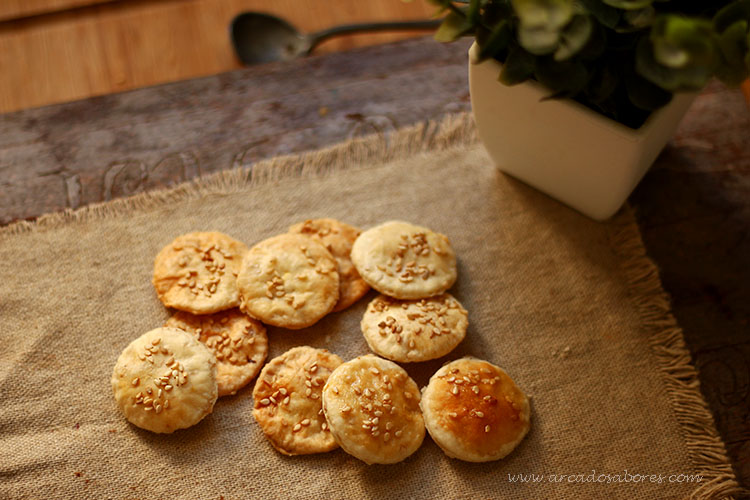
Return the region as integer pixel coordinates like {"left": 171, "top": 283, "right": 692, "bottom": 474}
{"left": 0, "top": 0, "right": 436, "bottom": 113}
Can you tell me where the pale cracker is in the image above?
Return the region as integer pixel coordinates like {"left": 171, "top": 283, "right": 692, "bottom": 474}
{"left": 237, "top": 233, "right": 339, "bottom": 329}
{"left": 361, "top": 293, "right": 467, "bottom": 362}
{"left": 351, "top": 221, "right": 457, "bottom": 300}
{"left": 252, "top": 346, "right": 343, "bottom": 455}
{"left": 420, "top": 357, "right": 531, "bottom": 462}
{"left": 289, "top": 218, "right": 370, "bottom": 312}
{"left": 321, "top": 354, "right": 425, "bottom": 464}
{"left": 111, "top": 327, "right": 218, "bottom": 434}
{"left": 165, "top": 309, "right": 268, "bottom": 397}
{"left": 153, "top": 232, "right": 248, "bottom": 314}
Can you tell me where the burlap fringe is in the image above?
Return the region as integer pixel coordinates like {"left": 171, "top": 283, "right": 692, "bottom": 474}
{"left": 2, "top": 112, "right": 742, "bottom": 498}
{"left": 0, "top": 112, "right": 477, "bottom": 237}
{"left": 610, "top": 209, "right": 745, "bottom": 500}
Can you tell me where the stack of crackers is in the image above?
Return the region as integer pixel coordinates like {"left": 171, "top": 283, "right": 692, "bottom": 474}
{"left": 111, "top": 219, "right": 530, "bottom": 464}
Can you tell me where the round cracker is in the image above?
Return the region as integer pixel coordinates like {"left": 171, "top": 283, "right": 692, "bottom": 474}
{"left": 153, "top": 232, "right": 248, "bottom": 314}
{"left": 164, "top": 309, "right": 268, "bottom": 397}
{"left": 361, "top": 294, "right": 467, "bottom": 362}
{"left": 321, "top": 354, "right": 425, "bottom": 464}
{"left": 252, "top": 346, "right": 343, "bottom": 455}
{"left": 351, "top": 221, "right": 457, "bottom": 300}
{"left": 420, "top": 358, "right": 530, "bottom": 462}
{"left": 289, "top": 218, "right": 369, "bottom": 312}
{"left": 237, "top": 233, "right": 339, "bottom": 329}
{"left": 111, "top": 327, "right": 218, "bottom": 434}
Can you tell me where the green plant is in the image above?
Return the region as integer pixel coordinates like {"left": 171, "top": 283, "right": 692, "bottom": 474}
{"left": 431, "top": 0, "right": 750, "bottom": 128}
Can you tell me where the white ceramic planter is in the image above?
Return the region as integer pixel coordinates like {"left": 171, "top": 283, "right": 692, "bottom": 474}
{"left": 468, "top": 42, "right": 696, "bottom": 220}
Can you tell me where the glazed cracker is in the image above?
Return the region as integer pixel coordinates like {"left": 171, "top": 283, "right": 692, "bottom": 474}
{"left": 351, "top": 221, "right": 457, "bottom": 300}
{"left": 252, "top": 347, "right": 343, "bottom": 455}
{"left": 361, "top": 293, "right": 468, "bottom": 362}
{"left": 420, "top": 358, "right": 530, "bottom": 462}
{"left": 322, "top": 355, "right": 425, "bottom": 464}
{"left": 111, "top": 327, "right": 218, "bottom": 434}
{"left": 289, "top": 218, "right": 369, "bottom": 312}
{"left": 237, "top": 233, "right": 339, "bottom": 329}
{"left": 165, "top": 309, "right": 268, "bottom": 397}
{"left": 153, "top": 232, "right": 248, "bottom": 314}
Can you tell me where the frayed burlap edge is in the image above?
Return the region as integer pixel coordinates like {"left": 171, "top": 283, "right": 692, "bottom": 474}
{"left": 610, "top": 210, "right": 745, "bottom": 500}
{"left": 0, "top": 113, "right": 474, "bottom": 237}
{"left": 1, "top": 112, "right": 741, "bottom": 498}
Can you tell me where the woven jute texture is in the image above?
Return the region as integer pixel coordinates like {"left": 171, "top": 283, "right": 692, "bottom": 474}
{"left": 0, "top": 114, "right": 741, "bottom": 499}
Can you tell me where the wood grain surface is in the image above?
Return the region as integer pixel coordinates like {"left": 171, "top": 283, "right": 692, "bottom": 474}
{"left": 0, "top": 36, "right": 748, "bottom": 493}
{"left": 0, "top": 0, "right": 436, "bottom": 113}
{"left": 0, "top": 0, "right": 116, "bottom": 22}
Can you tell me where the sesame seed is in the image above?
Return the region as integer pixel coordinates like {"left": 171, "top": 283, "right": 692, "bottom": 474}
{"left": 370, "top": 367, "right": 380, "bottom": 375}
{"left": 158, "top": 389, "right": 163, "bottom": 398}
{"left": 293, "top": 424, "right": 302, "bottom": 432}
{"left": 283, "top": 396, "right": 290, "bottom": 405}
{"left": 164, "top": 400, "right": 169, "bottom": 409}
{"left": 269, "top": 396, "right": 277, "bottom": 404}
{"left": 260, "top": 398, "right": 270, "bottom": 406}
{"left": 301, "top": 419, "right": 310, "bottom": 426}
{"left": 385, "top": 422, "right": 393, "bottom": 431}
{"left": 475, "top": 411, "right": 485, "bottom": 418}
{"left": 383, "top": 432, "right": 391, "bottom": 442}
{"left": 485, "top": 425, "right": 491, "bottom": 433}
{"left": 394, "top": 430, "right": 403, "bottom": 437}
{"left": 151, "top": 338, "right": 161, "bottom": 346}
{"left": 322, "top": 423, "right": 328, "bottom": 431}
{"left": 472, "top": 386, "right": 480, "bottom": 394}
{"left": 451, "top": 386, "right": 459, "bottom": 395}
{"left": 131, "top": 377, "right": 139, "bottom": 387}
{"left": 165, "top": 385, "right": 173, "bottom": 391}
{"left": 305, "top": 388, "right": 312, "bottom": 397}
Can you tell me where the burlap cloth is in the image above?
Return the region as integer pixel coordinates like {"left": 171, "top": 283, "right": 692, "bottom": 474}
{"left": 0, "top": 114, "right": 742, "bottom": 499}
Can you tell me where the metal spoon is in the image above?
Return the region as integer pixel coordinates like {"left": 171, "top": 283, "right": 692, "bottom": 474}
{"left": 231, "top": 12, "right": 441, "bottom": 65}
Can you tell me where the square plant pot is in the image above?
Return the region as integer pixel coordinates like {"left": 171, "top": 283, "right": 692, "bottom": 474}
{"left": 468, "top": 42, "right": 696, "bottom": 221}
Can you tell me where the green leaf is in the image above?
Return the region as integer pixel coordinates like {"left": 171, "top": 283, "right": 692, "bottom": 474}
{"left": 499, "top": 45, "right": 536, "bottom": 84}
{"left": 478, "top": 21, "right": 512, "bottom": 60}
{"left": 718, "top": 20, "right": 749, "bottom": 67}
{"left": 534, "top": 57, "right": 589, "bottom": 94}
{"left": 602, "top": 0, "right": 653, "bottom": 10}
{"left": 511, "top": 0, "right": 574, "bottom": 31}
{"left": 467, "top": 0, "right": 482, "bottom": 24}
{"left": 625, "top": 73, "right": 673, "bottom": 111}
{"left": 518, "top": 24, "right": 561, "bottom": 54}
{"left": 651, "top": 16, "right": 716, "bottom": 70}
{"left": 554, "top": 14, "right": 593, "bottom": 61}
{"left": 579, "top": 0, "right": 621, "bottom": 29}
{"left": 585, "top": 63, "right": 619, "bottom": 103}
{"left": 714, "top": 0, "right": 750, "bottom": 33}
{"left": 434, "top": 11, "right": 474, "bottom": 42}
{"left": 635, "top": 36, "right": 713, "bottom": 91}
{"left": 715, "top": 20, "right": 750, "bottom": 86}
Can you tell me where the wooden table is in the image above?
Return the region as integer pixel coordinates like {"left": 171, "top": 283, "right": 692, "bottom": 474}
{"left": 1, "top": 36, "right": 748, "bottom": 492}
